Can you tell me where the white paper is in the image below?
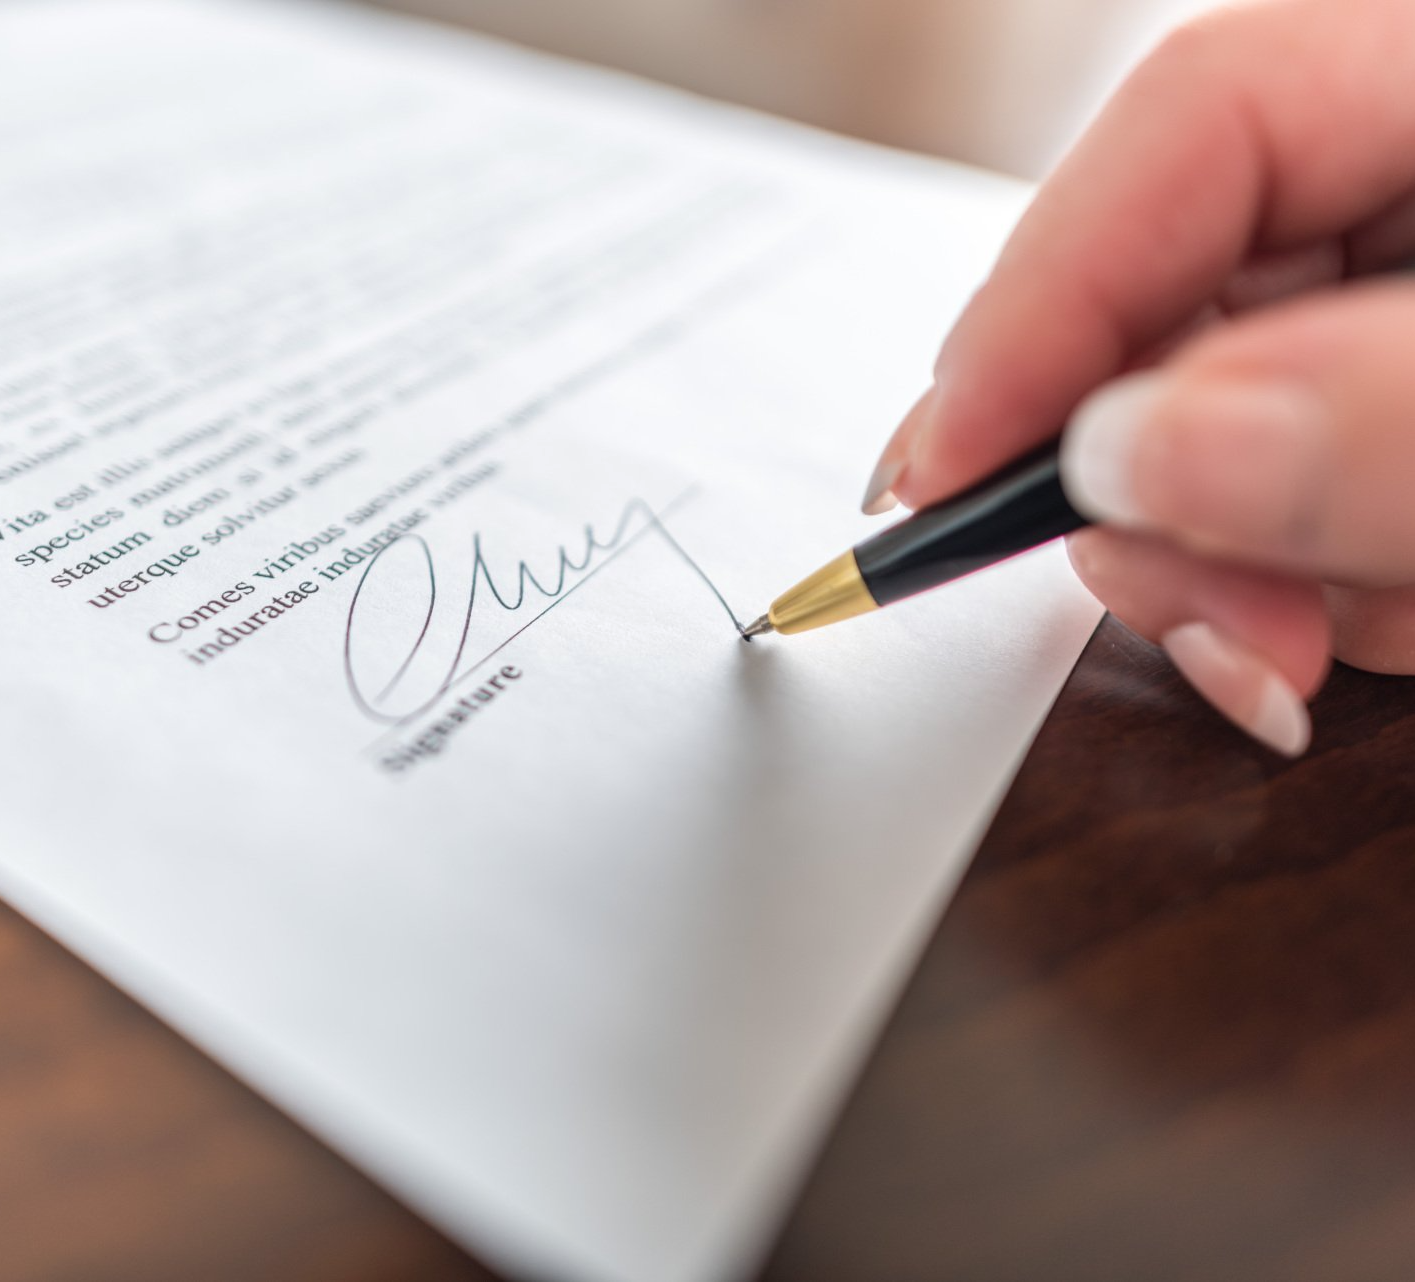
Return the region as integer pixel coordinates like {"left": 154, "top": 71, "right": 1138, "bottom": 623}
{"left": 0, "top": 4, "right": 1102, "bottom": 1280}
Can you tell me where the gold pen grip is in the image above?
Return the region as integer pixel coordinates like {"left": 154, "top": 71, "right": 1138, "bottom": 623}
{"left": 767, "top": 550, "right": 880, "bottom": 636}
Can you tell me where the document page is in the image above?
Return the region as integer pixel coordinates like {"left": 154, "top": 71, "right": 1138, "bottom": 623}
{"left": 0, "top": 3, "right": 1102, "bottom": 1280}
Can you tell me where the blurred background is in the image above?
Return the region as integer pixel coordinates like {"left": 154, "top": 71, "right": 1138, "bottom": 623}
{"left": 370, "top": 0, "right": 1222, "bottom": 179}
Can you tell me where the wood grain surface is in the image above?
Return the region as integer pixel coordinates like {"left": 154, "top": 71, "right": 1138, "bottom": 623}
{"left": 7, "top": 614, "right": 1415, "bottom": 1281}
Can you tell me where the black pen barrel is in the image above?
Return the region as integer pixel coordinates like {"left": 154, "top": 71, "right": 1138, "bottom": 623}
{"left": 854, "top": 443, "right": 1088, "bottom": 609}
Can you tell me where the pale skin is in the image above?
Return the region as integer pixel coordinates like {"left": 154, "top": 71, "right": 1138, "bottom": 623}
{"left": 863, "top": 0, "right": 1415, "bottom": 757}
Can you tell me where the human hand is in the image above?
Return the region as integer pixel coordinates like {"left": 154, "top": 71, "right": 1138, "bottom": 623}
{"left": 864, "top": 0, "right": 1415, "bottom": 756}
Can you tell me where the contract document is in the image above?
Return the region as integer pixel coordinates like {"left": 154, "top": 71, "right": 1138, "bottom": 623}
{"left": 0, "top": 3, "right": 1102, "bottom": 1280}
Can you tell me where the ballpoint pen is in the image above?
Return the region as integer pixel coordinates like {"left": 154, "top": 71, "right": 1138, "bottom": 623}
{"left": 742, "top": 440, "right": 1087, "bottom": 638}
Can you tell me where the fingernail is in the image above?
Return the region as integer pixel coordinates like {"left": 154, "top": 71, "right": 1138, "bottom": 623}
{"left": 1062, "top": 371, "right": 1326, "bottom": 534}
{"left": 1060, "top": 371, "right": 1168, "bottom": 524}
{"left": 1162, "top": 621, "right": 1312, "bottom": 757}
{"left": 863, "top": 383, "right": 948, "bottom": 514}
{"left": 861, "top": 456, "right": 903, "bottom": 515}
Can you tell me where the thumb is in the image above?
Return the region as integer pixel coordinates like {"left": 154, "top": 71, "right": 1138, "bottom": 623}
{"left": 1059, "top": 282, "right": 1415, "bottom": 587}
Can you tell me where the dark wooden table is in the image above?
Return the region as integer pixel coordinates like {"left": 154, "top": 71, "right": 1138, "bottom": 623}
{"left": 9, "top": 615, "right": 1415, "bottom": 1282}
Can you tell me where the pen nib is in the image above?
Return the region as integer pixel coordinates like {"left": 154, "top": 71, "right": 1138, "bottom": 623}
{"left": 741, "top": 614, "right": 775, "bottom": 642}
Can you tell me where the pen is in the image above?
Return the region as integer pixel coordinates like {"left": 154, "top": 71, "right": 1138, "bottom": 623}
{"left": 742, "top": 440, "right": 1087, "bottom": 638}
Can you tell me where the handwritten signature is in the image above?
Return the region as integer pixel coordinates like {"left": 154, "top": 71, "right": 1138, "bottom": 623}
{"left": 343, "top": 494, "right": 744, "bottom": 724}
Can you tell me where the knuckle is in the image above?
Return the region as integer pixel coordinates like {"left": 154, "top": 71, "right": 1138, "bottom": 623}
{"left": 1137, "top": 1, "right": 1283, "bottom": 92}
{"left": 1142, "top": 14, "right": 1230, "bottom": 82}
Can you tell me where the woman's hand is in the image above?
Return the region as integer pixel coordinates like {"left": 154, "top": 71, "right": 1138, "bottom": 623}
{"left": 864, "top": 0, "right": 1415, "bottom": 756}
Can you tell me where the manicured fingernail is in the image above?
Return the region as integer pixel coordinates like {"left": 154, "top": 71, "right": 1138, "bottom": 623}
{"left": 1060, "top": 371, "right": 1167, "bottom": 524}
{"left": 864, "top": 383, "right": 948, "bottom": 514}
{"left": 861, "top": 456, "right": 903, "bottom": 515}
{"left": 1062, "top": 371, "right": 1326, "bottom": 537}
{"left": 1162, "top": 621, "right": 1311, "bottom": 757}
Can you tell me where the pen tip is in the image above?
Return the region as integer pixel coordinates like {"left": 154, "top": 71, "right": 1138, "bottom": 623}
{"left": 741, "top": 614, "right": 775, "bottom": 641}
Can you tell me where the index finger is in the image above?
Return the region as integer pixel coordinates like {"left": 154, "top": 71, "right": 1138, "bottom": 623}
{"left": 890, "top": 0, "right": 1415, "bottom": 512}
